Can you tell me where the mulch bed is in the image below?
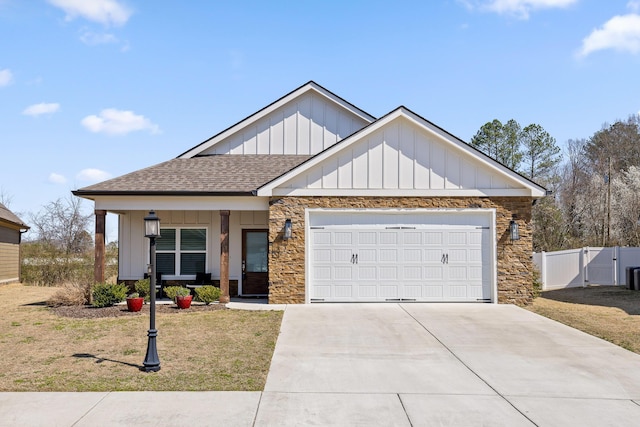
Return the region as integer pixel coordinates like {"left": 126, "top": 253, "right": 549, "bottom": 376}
{"left": 52, "top": 303, "right": 227, "bottom": 319}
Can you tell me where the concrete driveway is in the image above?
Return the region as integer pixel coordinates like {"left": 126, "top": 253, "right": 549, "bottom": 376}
{"left": 257, "top": 303, "right": 640, "bottom": 426}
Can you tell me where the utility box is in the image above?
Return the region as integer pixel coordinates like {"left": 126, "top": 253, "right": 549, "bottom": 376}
{"left": 633, "top": 269, "right": 640, "bottom": 291}
{"left": 628, "top": 267, "right": 640, "bottom": 290}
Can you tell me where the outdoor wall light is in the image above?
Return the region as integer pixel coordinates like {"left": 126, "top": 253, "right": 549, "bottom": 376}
{"left": 510, "top": 217, "right": 520, "bottom": 241}
{"left": 283, "top": 218, "right": 292, "bottom": 240}
{"left": 143, "top": 210, "right": 161, "bottom": 372}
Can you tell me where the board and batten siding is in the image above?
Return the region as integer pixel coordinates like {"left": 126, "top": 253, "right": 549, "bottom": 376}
{"left": 283, "top": 117, "right": 516, "bottom": 192}
{"left": 199, "top": 92, "right": 369, "bottom": 156}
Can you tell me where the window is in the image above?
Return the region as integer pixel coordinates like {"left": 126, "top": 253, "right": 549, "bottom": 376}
{"left": 156, "top": 228, "right": 207, "bottom": 276}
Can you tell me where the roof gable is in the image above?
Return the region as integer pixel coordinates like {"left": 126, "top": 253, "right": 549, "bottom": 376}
{"left": 178, "top": 81, "right": 375, "bottom": 158}
{"left": 0, "top": 203, "right": 29, "bottom": 230}
{"left": 258, "top": 108, "right": 546, "bottom": 198}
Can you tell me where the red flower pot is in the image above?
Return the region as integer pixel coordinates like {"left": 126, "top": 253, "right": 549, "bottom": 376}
{"left": 126, "top": 297, "right": 144, "bottom": 312}
{"left": 176, "top": 295, "right": 193, "bottom": 309}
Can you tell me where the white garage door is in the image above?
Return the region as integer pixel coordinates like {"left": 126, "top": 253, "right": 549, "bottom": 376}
{"left": 308, "top": 211, "right": 494, "bottom": 302}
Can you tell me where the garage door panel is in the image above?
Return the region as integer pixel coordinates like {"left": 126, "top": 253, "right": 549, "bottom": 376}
{"left": 358, "top": 249, "right": 377, "bottom": 263}
{"left": 448, "top": 232, "right": 467, "bottom": 245}
{"left": 448, "top": 249, "right": 468, "bottom": 263}
{"left": 423, "top": 266, "right": 444, "bottom": 280}
{"left": 379, "top": 266, "right": 398, "bottom": 280}
{"left": 403, "top": 232, "right": 422, "bottom": 244}
{"left": 312, "top": 285, "right": 331, "bottom": 298}
{"left": 379, "top": 284, "right": 399, "bottom": 298}
{"left": 313, "top": 248, "right": 331, "bottom": 262}
{"left": 358, "top": 284, "right": 378, "bottom": 298}
{"left": 379, "top": 232, "right": 398, "bottom": 245}
{"left": 333, "top": 249, "right": 352, "bottom": 263}
{"left": 313, "top": 231, "right": 331, "bottom": 245}
{"left": 334, "top": 232, "right": 353, "bottom": 245}
{"left": 334, "top": 284, "right": 354, "bottom": 298}
{"left": 313, "top": 266, "right": 332, "bottom": 280}
{"left": 357, "top": 231, "right": 377, "bottom": 245}
{"left": 423, "top": 231, "right": 443, "bottom": 245}
{"left": 447, "top": 284, "right": 469, "bottom": 298}
{"left": 404, "top": 249, "right": 421, "bottom": 262}
{"left": 334, "top": 266, "right": 353, "bottom": 280}
{"left": 448, "top": 266, "right": 467, "bottom": 280}
{"left": 422, "top": 284, "right": 444, "bottom": 298}
{"left": 379, "top": 249, "right": 398, "bottom": 262}
{"left": 404, "top": 266, "right": 422, "bottom": 280}
{"left": 358, "top": 266, "right": 377, "bottom": 280}
{"left": 423, "top": 249, "right": 442, "bottom": 262}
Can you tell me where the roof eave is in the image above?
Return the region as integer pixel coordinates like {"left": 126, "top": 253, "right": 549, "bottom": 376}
{"left": 72, "top": 190, "right": 257, "bottom": 198}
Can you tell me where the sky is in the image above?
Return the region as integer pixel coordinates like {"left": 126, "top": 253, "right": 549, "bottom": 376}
{"left": 1, "top": 0, "right": 640, "bottom": 242}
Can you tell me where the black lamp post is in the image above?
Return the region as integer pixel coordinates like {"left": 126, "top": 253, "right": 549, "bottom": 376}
{"left": 143, "top": 210, "right": 161, "bottom": 372}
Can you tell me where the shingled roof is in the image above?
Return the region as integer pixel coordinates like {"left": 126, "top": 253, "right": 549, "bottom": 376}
{"left": 73, "top": 155, "right": 311, "bottom": 196}
{"left": 0, "top": 203, "right": 29, "bottom": 229}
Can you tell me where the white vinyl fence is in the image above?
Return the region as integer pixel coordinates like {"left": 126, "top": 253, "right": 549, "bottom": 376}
{"left": 533, "top": 247, "right": 640, "bottom": 290}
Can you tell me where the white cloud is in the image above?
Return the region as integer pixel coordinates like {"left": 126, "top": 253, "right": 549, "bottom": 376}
{"left": 76, "top": 168, "right": 111, "bottom": 182}
{"left": 578, "top": 14, "right": 640, "bottom": 57}
{"left": 0, "top": 68, "right": 13, "bottom": 87}
{"left": 461, "top": 0, "right": 578, "bottom": 19}
{"left": 47, "top": 0, "right": 132, "bottom": 26}
{"left": 629, "top": 1, "right": 640, "bottom": 13}
{"left": 48, "top": 173, "right": 68, "bottom": 184}
{"left": 80, "top": 30, "right": 118, "bottom": 45}
{"left": 81, "top": 108, "right": 160, "bottom": 135}
{"left": 22, "top": 102, "right": 61, "bottom": 116}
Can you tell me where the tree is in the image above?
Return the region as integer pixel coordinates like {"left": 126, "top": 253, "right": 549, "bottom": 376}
{"left": 28, "top": 197, "right": 93, "bottom": 254}
{"left": 586, "top": 115, "right": 640, "bottom": 174}
{"left": 520, "top": 123, "right": 561, "bottom": 183}
{"left": 470, "top": 119, "right": 522, "bottom": 169}
{"left": 610, "top": 166, "right": 640, "bottom": 246}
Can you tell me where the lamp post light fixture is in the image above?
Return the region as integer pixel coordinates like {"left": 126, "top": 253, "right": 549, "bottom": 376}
{"left": 143, "top": 210, "right": 161, "bottom": 372}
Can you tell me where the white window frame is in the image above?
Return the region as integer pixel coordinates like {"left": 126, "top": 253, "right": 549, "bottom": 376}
{"left": 156, "top": 227, "right": 208, "bottom": 279}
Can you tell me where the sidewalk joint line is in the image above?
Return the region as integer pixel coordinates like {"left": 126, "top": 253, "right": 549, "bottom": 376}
{"left": 70, "top": 391, "right": 111, "bottom": 427}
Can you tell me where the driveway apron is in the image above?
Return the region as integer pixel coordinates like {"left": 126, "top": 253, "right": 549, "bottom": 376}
{"left": 258, "top": 303, "right": 640, "bottom": 426}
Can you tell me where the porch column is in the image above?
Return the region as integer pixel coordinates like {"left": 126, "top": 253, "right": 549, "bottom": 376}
{"left": 94, "top": 209, "right": 106, "bottom": 284}
{"left": 219, "top": 210, "right": 230, "bottom": 303}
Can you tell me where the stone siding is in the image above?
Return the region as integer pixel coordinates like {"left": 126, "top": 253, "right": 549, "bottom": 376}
{"left": 268, "top": 196, "right": 533, "bottom": 305}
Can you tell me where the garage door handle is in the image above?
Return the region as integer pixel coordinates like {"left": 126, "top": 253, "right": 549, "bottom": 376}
{"left": 351, "top": 254, "right": 358, "bottom": 264}
{"left": 355, "top": 254, "right": 358, "bottom": 264}
{"left": 441, "top": 254, "right": 449, "bottom": 264}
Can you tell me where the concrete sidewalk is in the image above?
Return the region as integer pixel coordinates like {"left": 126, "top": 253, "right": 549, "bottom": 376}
{"left": 2, "top": 303, "right": 640, "bottom": 426}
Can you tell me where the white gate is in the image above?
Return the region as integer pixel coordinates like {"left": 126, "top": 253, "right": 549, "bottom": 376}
{"left": 534, "top": 247, "right": 640, "bottom": 290}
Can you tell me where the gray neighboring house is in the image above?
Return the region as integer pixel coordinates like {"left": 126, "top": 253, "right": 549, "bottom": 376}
{"left": 0, "top": 203, "right": 29, "bottom": 284}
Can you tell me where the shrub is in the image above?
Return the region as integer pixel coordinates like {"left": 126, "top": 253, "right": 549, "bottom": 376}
{"left": 532, "top": 267, "right": 543, "bottom": 298}
{"left": 164, "top": 286, "right": 190, "bottom": 302}
{"left": 92, "top": 283, "right": 128, "bottom": 308}
{"left": 128, "top": 292, "right": 140, "bottom": 299}
{"left": 134, "top": 278, "right": 151, "bottom": 302}
{"left": 195, "top": 286, "right": 221, "bottom": 305}
{"left": 46, "top": 282, "right": 88, "bottom": 307}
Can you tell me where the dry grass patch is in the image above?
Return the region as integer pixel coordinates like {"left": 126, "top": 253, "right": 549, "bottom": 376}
{"left": 0, "top": 283, "right": 282, "bottom": 391}
{"left": 527, "top": 286, "right": 640, "bottom": 353}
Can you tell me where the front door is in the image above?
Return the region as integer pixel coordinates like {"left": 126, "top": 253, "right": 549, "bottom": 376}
{"left": 242, "top": 229, "right": 269, "bottom": 295}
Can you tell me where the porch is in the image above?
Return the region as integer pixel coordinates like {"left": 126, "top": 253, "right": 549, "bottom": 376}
{"left": 93, "top": 208, "right": 274, "bottom": 302}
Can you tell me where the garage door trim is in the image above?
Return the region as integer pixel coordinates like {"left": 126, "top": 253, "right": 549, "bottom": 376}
{"left": 305, "top": 208, "right": 497, "bottom": 303}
